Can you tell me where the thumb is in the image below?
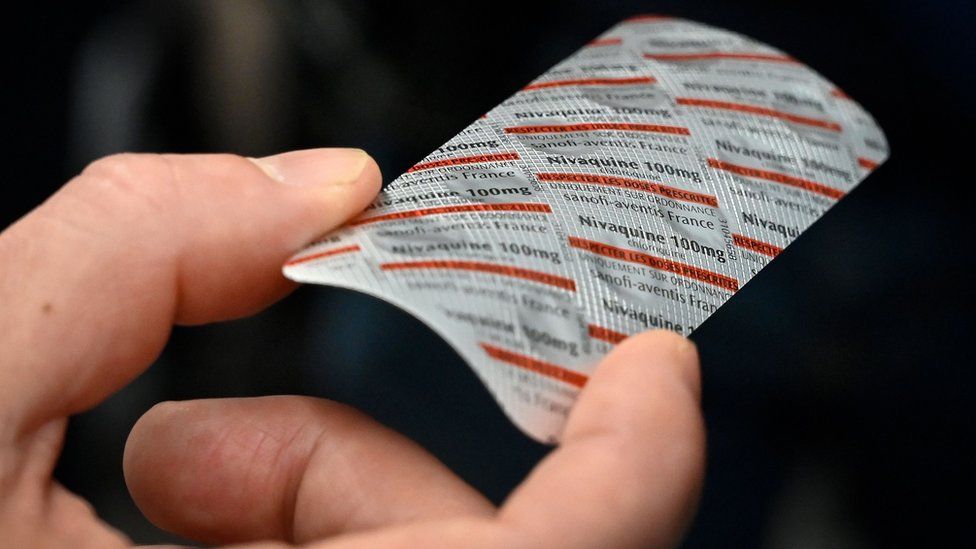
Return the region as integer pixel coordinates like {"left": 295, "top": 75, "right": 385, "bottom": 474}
{"left": 169, "top": 148, "right": 382, "bottom": 324}
{"left": 0, "top": 148, "right": 380, "bottom": 432}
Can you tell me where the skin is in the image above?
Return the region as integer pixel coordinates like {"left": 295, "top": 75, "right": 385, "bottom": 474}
{"left": 0, "top": 148, "right": 705, "bottom": 548}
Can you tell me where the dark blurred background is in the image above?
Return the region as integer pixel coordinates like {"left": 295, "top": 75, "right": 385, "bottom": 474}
{"left": 4, "top": 1, "right": 974, "bottom": 546}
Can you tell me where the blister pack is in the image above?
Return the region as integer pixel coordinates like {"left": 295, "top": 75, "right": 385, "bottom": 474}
{"left": 284, "top": 15, "right": 888, "bottom": 443}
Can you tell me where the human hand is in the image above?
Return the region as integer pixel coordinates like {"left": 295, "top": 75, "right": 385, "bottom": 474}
{"left": 0, "top": 149, "right": 704, "bottom": 548}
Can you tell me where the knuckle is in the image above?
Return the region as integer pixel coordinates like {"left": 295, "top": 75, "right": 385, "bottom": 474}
{"left": 74, "top": 153, "right": 179, "bottom": 217}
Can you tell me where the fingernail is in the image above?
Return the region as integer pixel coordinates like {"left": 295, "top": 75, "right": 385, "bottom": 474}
{"left": 249, "top": 148, "right": 371, "bottom": 186}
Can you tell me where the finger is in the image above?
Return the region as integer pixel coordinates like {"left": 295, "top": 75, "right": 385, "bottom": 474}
{"left": 0, "top": 149, "right": 381, "bottom": 438}
{"left": 123, "top": 396, "right": 494, "bottom": 545}
{"left": 499, "top": 330, "right": 705, "bottom": 549}
{"left": 260, "top": 331, "right": 704, "bottom": 549}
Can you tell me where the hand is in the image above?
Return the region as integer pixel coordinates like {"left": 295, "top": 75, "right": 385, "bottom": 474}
{"left": 0, "top": 149, "right": 705, "bottom": 548}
